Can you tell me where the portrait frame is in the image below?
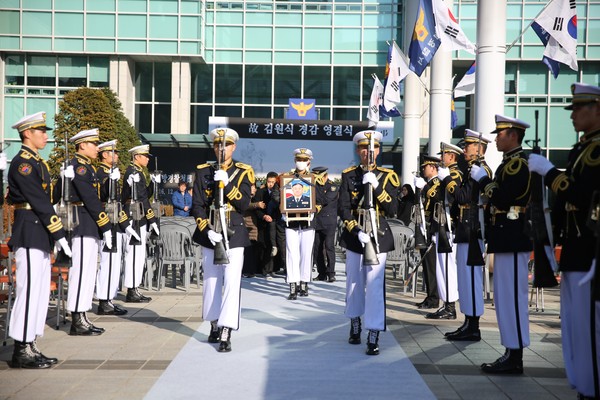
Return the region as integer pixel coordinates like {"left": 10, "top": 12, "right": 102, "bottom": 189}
{"left": 280, "top": 173, "right": 316, "bottom": 215}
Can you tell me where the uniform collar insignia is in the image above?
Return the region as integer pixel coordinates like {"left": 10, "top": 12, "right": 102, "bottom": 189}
{"left": 503, "top": 146, "right": 523, "bottom": 160}
{"left": 21, "top": 145, "right": 40, "bottom": 160}
{"left": 76, "top": 153, "right": 91, "bottom": 164}
{"left": 580, "top": 129, "right": 600, "bottom": 144}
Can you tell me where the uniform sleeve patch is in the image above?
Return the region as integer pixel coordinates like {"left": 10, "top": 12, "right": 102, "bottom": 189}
{"left": 76, "top": 166, "right": 87, "bottom": 176}
{"left": 18, "top": 163, "right": 33, "bottom": 175}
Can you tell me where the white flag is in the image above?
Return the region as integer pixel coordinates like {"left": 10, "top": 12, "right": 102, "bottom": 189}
{"left": 454, "top": 61, "right": 476, "bottom": 98}
{"left": 533, "top": 0, "right": 578, "bottom": 71}
{"left": 432, "top": 0, "right": 476, "bottom": 55}
{"left": 367, "top": 75, "right": 384, "bottom": 126}
{"left": 383, "top": 42, "right": 410, "bottom": 113}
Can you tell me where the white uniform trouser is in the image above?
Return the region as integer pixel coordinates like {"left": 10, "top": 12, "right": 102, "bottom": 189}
{"left": 561, "top": 270, "right": 598, "bottom": 397}
{"left": 456, "top": 242, "right": 484, "bottom": 317}
{"left": 493, "top": 252, "right": 530, "bottom": 349}
{"left": 96, "top": 232, "right": 124, "bottom": 301}
{"left": 285, "top": 227, "right": 315, "bottom": 284}
{"left": 67, "top": 236, "right": 100, "bottom": 312}
{"left": 202, "top": 246, "right": 244, "bottom": 330}
{"left": 344, "top": 250, "right": 387, "bottom": 331}
{"left": 9, "top": 248, "right": 51, "bottom": 343}
{"left": 124, "top": 226, "right": 147, "bottom": 289}
{"left": 434, "top": 233, "right": 458, "bottom": 303}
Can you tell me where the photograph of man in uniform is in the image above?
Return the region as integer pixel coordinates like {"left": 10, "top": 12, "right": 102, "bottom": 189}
{"left": 285, "top": 180, "right": 311, "bottom": 210}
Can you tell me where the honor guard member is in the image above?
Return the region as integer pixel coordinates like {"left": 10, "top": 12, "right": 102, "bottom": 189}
{"left": 7, "top": 112, "right": 70, "bottom": 368}
{"left": 471, "top": 115, "right": 532, "bottom": 374}
{"left": 67, "top": 128, "right": 112, "bottom": 336}
{"left": 414, "top": 156, "right": 442, "bottom": 310}
{"left": 529, "top": 83, "right": 600, "bottom": 399}
{"left": 192, "top": 128, "right": 254, "bottom": 352}
{"left": 426, "top": 143, "right": 463, "bottom": 320}
{"left": 312, "top": 166, "right": 339, "bottom": 282}
{"left": 281, "top": 148, "right": 319, "bottom": 299}
{"left": 95, "top": 140, "right": 140, "bottom": 316}
{"left": 122, "top": 144, "right": 159, "bottom": 302}
{"left": 447, "top": 130, "right": 493, "bottom": 341}
{"left": 339, "top": 130, "right": 399, "bottom": 355}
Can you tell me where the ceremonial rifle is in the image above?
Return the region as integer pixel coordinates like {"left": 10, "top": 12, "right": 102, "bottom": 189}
{"left": 435, "top": 144, "right": 453, "bottom": 253}
{"left": 357, "top": 133, "right": 380, "bottom": 265}
{"left": 210, "top": 137, "right": 234, "bottom": 264}
{"left": 103, "top": 144, "right": 119, "bottom": 253}
{"left": 55, "top": 135, "right": 79, "bottom": 267}
{"left": 466, "top": 132, "right": 485, "bottom": 266}
{"left": 526, "top": 110, "right": 558, "bottom": 288}
{"left": 149, "top": 157, "right": 162, "bottom": 239}
{"left": 411, "top": 155, "right": 428, "bottom": 250}
{"left": 129, "top": 170, "right": 144, "bottom": 246}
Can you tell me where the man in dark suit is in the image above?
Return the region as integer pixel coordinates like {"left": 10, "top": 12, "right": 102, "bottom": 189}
{"left": 254, "top": 171, "right": 278, "bottom": 278}
{"left": 312, "top": 166, "right": 339, "bottom": 282}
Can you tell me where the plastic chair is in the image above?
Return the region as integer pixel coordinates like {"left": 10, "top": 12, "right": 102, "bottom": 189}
{"left": 156, "top": 224, "right": 198, "bottom": 291}
{"left": 50, "top": 265, "right": 69, "bottom": 329}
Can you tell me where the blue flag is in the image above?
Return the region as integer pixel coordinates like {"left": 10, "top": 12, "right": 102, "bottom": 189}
{"left": 408, "top": 0, "right": 441, "bottom": 77}
{"left": 450, "top": 97, "right": 458, "bottom": 129}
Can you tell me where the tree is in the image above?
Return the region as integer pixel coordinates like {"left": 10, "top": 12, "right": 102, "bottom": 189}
{"left": 49, "top": 87, "right": 141, "bottom": 175}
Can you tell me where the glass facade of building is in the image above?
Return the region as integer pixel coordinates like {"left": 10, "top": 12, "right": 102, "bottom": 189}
{"left": 0, "top": 0, "right": 599, "bottom": 168}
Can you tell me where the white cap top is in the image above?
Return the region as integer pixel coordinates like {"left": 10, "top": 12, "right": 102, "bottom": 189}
{"left": 209, "top": 128, "right": 239, "bottom": 144}
{"left": 440, "top": 142, "right": 463, "bottom": 155}
{"left": 98, "top": 140, "right": 117, "bottom": 152}
{"left": 492, "top": 114, "right": 530, "bottom": 132}
{"left": 129, "top": 144, "right": 151, "bottom": 156}
{"left": 70, "top": 128, "right": 100, "bottom": 144}
{"left": 12, "top": 111, "right": 53, "bottom": 132}
{"left": 464, "top": 129, "right": 492, "bottom": 144}
{"left": 353, "top": 130, "right": 383, "bottom": 147}
{"left": 293, "top": 148, "right": 313, "bottom": 160}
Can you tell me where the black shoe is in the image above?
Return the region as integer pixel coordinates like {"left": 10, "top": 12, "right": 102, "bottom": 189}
{"left": 218, "top": 327, "right": 232, "bottom": 353}
{"left": 208, "top": 321, "right": 220, "bottom": 344}
{"left": 126, "top": 288, "right": 143, "bottom": 303}
{"left": 447, "top": 328, "right": 481, "bottom": 341}
{"left": 97, "top": 300, "right": 121, "bottom": 315}
{"left": 577, "top": 393, "right": 597, "bottom": 400}
{"left": 366, "top": 330, "right": 380, "bottom": 356}
{"left": 83, "top": 312, "right": 105, "bottom": 333}
{"left": 135, "top": 288, "right": 152, "bottom": 302}
{"left": 481, "top": 348, "right": 523, "bottom": 374}
{"left": 348, "top": 317, "right": 361, "bottom": 345}
{"left": 299, "top": 282, "right": 308, "bottom": 297}
{"left": 110, "top": 301, "right": 128, "bottom": 316}
{"left": 418, "top": 299, "right": 440, "bottom": 309}
{"left": 315, "top": 274, "right": 327, "bottom": 281}
{"left": 287, "top": 283, "right": 298, "bottom": 300}
{"left": 30, "top": 340, "right": 58, "bottom": 365}
{"left": 69, "top": 312, "right": 103, "bottom": 336}
{"left": 328, "top": 275, "right": 336, "bottom": 283}
{"left": 444, "top": 317, "right": 468, "bottom": 337}
{"left": 10, "top": 342, "right": 51, "bottom": 369}
{"left": 425, "top": 304, "right": 456, "bottom": 320}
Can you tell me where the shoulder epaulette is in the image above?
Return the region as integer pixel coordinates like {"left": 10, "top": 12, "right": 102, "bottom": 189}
{"left": 235, "top": 162, "right": 252, "bottom": 170}
{"left": 342, "top": 165, "right": 358, "bottom": 174}
{"left": 375, "top": 166, "right": 394, "bottom": 173}
{"left": 196, "top": 163, "right": 210, "bottom": 169}
{"left": 20, "top": 150, "right": 33, "bottom": 160}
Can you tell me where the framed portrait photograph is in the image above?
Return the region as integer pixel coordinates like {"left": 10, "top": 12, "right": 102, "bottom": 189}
{"left": 280, "top": 173, "right": 316, "bottom": 214}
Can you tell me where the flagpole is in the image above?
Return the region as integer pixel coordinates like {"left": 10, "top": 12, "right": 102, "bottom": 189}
{"left": 505, "top": 0, "right": 555, "bottom": 53}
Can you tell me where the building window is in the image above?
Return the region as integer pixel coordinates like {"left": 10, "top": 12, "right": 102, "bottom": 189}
{"left": 134, "top": 62, "right": 172, "bottom": 134}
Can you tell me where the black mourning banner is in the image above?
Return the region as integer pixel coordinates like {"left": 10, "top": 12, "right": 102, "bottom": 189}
{"left": 220, "top": 117, "right": 374, "bottom": 141}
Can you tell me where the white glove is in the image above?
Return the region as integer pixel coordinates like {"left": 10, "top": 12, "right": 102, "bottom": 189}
{"left": 309, "top": 212, "right": 314, "bottom": 222}
{"left": 470, "top": 164, "right": 487, "bottom": 182}
{"left": 207, "top": 229, "right": 223, "bottom": 245}
{"left": 362, "top": 172, "right": 379, "bottom": 189}
{"left": 214, "top": 170, "right": 229, "bottom": 186}
{"left": 125, "top": 223, "right": 141, "bottom": 242}
{"left": 61, "top": 165, "right": 75, "bottom": 179}
{"left": 56, "top": 237, "right": 72, "bottom": 258}
{"left": 103, "top": 230, "right": 113, "bottom": 250}
{"left": 271, "top": 246, "right": 278, "bottom": 257}
{"left": 528, "top": 154, "right": 554, "bottom": 177}
{"left": 109, "top": 168, "right": 121, "bottom": 181}
{"left": 127, "top": 173, "right": 140, "bottom": 186}
{"left": 151, "top": 174, "right": 161, "bottom": 183}
{"left": 414, "top": 176, "right": 426, "bottom": 189}
{"left": 437, "top": 167, "right": 450, "bottom": 181}
{"left": 150, "top": 222, "right": 160, "bottom": 236}
{"left": 281, "top": 214, "right": 288, "bottom": 223}
{"left": 0, "top": 153, "right": 7, "bottom": 171}
{"left": 357, "top": 230, "right": 371, "bottom": 244}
